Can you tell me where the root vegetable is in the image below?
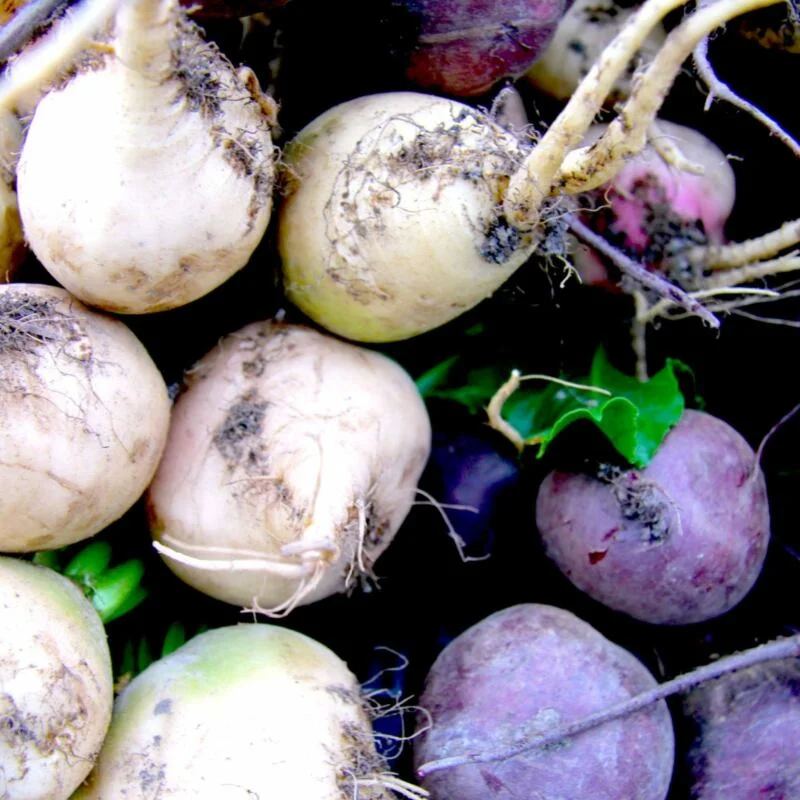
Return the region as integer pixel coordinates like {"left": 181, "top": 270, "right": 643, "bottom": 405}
{"left": 0, "top": 283, "right": 171, "bottom": 552}
{"left": 13, "top": 0, "right": 276, "bottom": 313}
{"left": 535, "top": 409, "right": 770, "bottom": 625}
{"left": 572, "top": 120, "right": 736, "bottom": 287}
{"left": 146, "top": 320, "right": 432, "bottom": 616}
{"left": 525, "top": 0, "right": 667, "bottom": 102}
{"left": 278, "top": 0, "right": 784, "bottom": 342}
{"left": 0, "top": 555, "right": 113, "bottom": 800}
{"left": 73, "top": 623, "right": 422, "bottom": 799}
{"left": 413, "top": 603, "right": 675, "bottom": 799}
{"left": 0, "top": 107, "right": 25, "bottom": 280}
{"left": 684, "top": 659, "right": 800, "bottom": 799}
{"left": 400, "top": 0, "right": 571, "bottom": 97}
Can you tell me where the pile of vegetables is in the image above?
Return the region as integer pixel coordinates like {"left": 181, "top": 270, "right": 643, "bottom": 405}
{"left": 0, "top": 0, "right": 798, "bottom": 796}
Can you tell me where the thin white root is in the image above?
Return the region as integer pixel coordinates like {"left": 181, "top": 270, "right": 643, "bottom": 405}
{"left": 554, "top": 0, "right": 785, "bottom": 194}
{"left": 637, "top": 286, "right": 781, "bottom": 324}
{"left": 682, "top": 217, "right": 800, "bottom": 269}
{"left": 504, "top": 0, "right": 694, "bottom": 229}
{"left": 414, "top": 487, "right": 489, "bottom": 563}
{"left": 153, "top": 539, "right": 314, "bottom": 578}
{"left": 0, "top": 0, "right": 123, "bottom": 111}
{"left": 703, "top": 254, "right": 800, "bottom": 287}
{"left": 242, "top": 557, "right": 328, "bottom": 619}
{"left": 350, "top": 774, "right": 430, "bottom": 800}
{"left": 647, "top": 121, "right": 706, "bottom": 175}
{"left": 693, "top": 35, "right": 800, "bottom": 159}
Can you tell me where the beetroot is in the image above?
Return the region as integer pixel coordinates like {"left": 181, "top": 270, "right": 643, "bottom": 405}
{"left": 535, "top": 409, "right": 770, "bottom": 625}
{"left": 414, "top": 603, "right": 675, "bottom": 799}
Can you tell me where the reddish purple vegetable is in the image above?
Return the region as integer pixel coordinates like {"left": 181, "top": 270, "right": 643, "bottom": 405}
{"left": 414, "top": 603, "right": 675, "bottom": 800}
{"left": 535, "top": 409, "right": 770, "bottom": 625}
{"left": 684, "top": 659, "right": 800, "bottom": 799}
{"left": 402, "top": 0, "right": 570, "bottom": 96}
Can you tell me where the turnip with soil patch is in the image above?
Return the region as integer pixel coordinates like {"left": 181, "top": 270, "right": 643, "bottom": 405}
{"left": 0, "top": 284, "right": 171, "bottom": 552}
{"left": 0, "top": 555, "right": 114, "bottom": 800}
{"left": 147, "top": 320, "right": 432, "bottom": 616}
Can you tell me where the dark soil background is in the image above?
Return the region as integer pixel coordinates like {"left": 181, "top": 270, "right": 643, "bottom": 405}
{"left": 12, "top": 2, "right": 800, "bottom": 796}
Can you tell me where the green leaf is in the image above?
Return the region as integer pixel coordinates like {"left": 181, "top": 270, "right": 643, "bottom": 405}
{"left": 64, "top": 541, "right": 112, "bottom": 585}
{"left": 161, "top": 622, "right": 187, "bottom": 658}
{"left": 90, "top": 560, "right": 145, "bottom": 623}
{"left": 32, "top": 550, "right": 61, "bottom": 570}
{"left": 420, "top": 347, "right": 690, "bottom": 468}
{"left": 415, "top": 355, "right": 460, "bottom": 397}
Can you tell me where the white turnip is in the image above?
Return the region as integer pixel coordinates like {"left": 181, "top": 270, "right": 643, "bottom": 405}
{"left": 0, "top": 555, "right": 113, "bottom": 800}
{"left": 11, "top": 0, "right": 276, "bottom": 313}
{"left": 73, "top": 623, "right": 424, "bottom": 799}
{"left": 278, "top": 0, "right": 785, "bottom": 342}
{"left": 0, "top": 283, "right": 171, "bottom": 552}
{"left": 147, "top": 320, "right": 432, "bottom": 616}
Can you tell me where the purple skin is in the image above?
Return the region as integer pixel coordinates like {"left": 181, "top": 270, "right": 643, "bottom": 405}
{"left": 535, "top": 410, "right": 770, "bottom": 625}
{"left": 414, "top": 603, "right": 675, "bottom": 800}
{"left": 684, "top": 659, "right": 800, "bottom": 799}
{"left": 404, "top": 0, "right": 569, "bottom": 96}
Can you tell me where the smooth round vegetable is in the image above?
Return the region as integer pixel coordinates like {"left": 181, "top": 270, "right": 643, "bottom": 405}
{"left": 401, "top": 0, "right": 570, "bottom": 97}
{"left": 147, "top": 320, "right": 432, "bottom": 614}
{"left": 684, "top": 659, "right": 800, "bottom": 799}
{"left": 278, "top": 91, "right": 536, "bottom": 342}
{"left": 414, "top": 603, "right": 675, "bottom": 799}
{"left": 535, "top": 409, "right": 770, "bottom": 624}
{"left": 0, "top": 556, "right": 113, "bottom": 800}
{"left": 73, "top": 623, "right": 400, "bottom": 799}
{"left": 572, "top": 120, "right": 736, "bottom": 286}
{"left": 0, "top": 283, "right": 171, "bottom": 552}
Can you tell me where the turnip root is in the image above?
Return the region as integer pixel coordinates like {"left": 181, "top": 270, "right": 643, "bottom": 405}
{"left": 399, "top": 0, "right": 571, "bottom": 97}
{"left": 12, "top": 0, "right": 276, "bottom": 313}
{"left": 0, "top": 283, "right": 171, "bottom": 552}
{"left": 535, "top": 409, "right": 770, "bottom": 625}
{"left": 73, "top": 623, "right": 423, "bottom": 799}
{"left": 684, "top": 658, "right": 800, "bottom": 798}
{"left": 147, "top": 320, "right": 432, "bottom": 616}
{"left": 0, "top": 555, "right": 113, "bottom": 800}
{"left": 526, "top": 0, "right": 667, "bottom": 102}
{"left": 0, "top": 107, "right": 25, "bottom": 280}
{"left": 572, "top": 120, "right": 736, "bottom": 287}
{"left": 279, "top": 0, "right": 785, "bottom": 342}
{"left": 279, "top": 91, "right": 535, "bottom": 343}
{"left": 413, "top": 603, "right": 675, "bottom": 799}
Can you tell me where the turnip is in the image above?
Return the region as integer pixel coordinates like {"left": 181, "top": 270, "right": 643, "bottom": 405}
{"left": 398, "top": 0, "right": 571, "bottom": 97}
{"left": 572, "top": 119, "right": 736, "bottom": 287}
{"left": 684, "top": 658, "right": 800, "bottom": 798}
{"left": 0, "top": 555, "right": 113, "bottom": 800}
{"left": 278, "top": 0, "right": 786, "bottom": 342}
{"left": 147, "top": 319, "right": 432, "bottom": 616}
{"left": 535, "top": 409, "right": 770, "bottom": 625}
{"left": 525, "top": 0, "right": 667, "bottom": 102}
{"left": 0, "top": 283, "right": 171, "bottom": 552}
{"left": 9, "top": 0, "right": 277, "bottom": 313}
{"left": 0, "top": 107, "right": 24, "bottom": 280}
{"left": 413, "top": 603, "right": 675, "bottom": 799}
{"left": 73, "top": 623, "right": 425, "bottom": 798}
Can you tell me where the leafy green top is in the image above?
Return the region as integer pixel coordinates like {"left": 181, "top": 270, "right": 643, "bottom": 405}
{"left": 417, "top": 347, "right": 690, "bottom": 468}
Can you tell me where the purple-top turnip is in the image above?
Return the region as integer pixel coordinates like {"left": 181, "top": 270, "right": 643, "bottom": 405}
{"left": 535, "top": 409, "right": 770, "bottom": 625}
{"left": 413, "top": 603, "right": 675, "bottom": 799}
